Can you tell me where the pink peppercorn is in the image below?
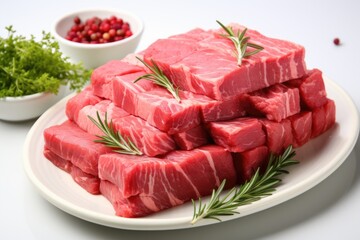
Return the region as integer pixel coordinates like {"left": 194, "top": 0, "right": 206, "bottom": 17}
{"left": 65, "top": 15, "right": 133, "bottom": 44}
{"left": 333, "top": 38, "right": 341, "bottom": 46}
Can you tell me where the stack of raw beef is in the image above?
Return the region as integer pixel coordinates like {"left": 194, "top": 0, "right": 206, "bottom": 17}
{"left": 43, "top": 23, "right": 336, "bottom": 218}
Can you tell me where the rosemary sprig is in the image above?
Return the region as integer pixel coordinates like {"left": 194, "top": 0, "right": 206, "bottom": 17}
{"left": 216, "top": 20, "right": 264, "bottom": 66}
{"left": 88, "top": 111, "right": 143, "bottom": 155}
{"left": 191, "top": 145, "right": 298, "bottom": 224}
{"left": 134, "top": 57, "right": 181, "bottom": 102}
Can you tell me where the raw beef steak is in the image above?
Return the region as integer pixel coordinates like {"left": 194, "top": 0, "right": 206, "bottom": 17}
{"left": 65, "top": 86, "right": 102, "bottom": 122}
{"left": 91, "top": 60, "right": 144, "bottom": 100}
{"left": 232, "top": 146, "right": 269, "bottom": 183}
{"left": 43, "top": 120, "right": 112, "bottom": 176}
{"left": 260, "top": 119, "right": 293, "bottom": 155}
{"left": 288, "top": 111, "right": 312, "bottom": 147}
{"left": 285, "top": 68, "right": 328, "bottom": 110}
{"left": 98, "top": 145, "right": 236, "bottom": 217}
{"left": 311, "top": 99, "right": 336, "bottom": 138}
{"left": 172, "top": 125, "right": 210, "bottom": 150}
{"left": 75, "top": 99, "right": 177, "bottom": 156}
{"left": 44, "top": 148, "right": 100, "bottom": 194}
{"left": 243, "top": 84, "right": 301, "bottom": 122}
{"left": 207, "top": 117, "right": 266, "bottom": 152}
{"left": 144, "top": 24, "right": 306, "bottom": 100}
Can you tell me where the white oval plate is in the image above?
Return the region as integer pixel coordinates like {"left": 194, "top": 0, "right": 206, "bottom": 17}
{"left": 23, "top": 77, "right": 359, "bottom": 230}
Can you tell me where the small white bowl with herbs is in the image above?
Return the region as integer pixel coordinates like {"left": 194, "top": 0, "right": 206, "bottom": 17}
{"left": 0, "top": 26, "right": 91, "bottom": 121}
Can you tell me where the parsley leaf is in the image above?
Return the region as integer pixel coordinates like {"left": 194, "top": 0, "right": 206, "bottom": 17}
{"left": 0, "top": 26, "right": 92, "bottom": 97}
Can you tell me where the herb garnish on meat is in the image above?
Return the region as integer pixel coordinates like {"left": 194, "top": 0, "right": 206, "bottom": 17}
{"left": 217, "top": 20, "right": 264, "bottom": 66}
{"left": 88, "top": 111, "right": 143, "bottom": 155}
{"left": 134, "top": 57, "right": 181, "bottom": 102}
{"left": 191, "top": 145, "right": 298, "bottom": 224}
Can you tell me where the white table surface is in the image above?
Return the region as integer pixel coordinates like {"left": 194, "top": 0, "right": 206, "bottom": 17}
{"left": 1, "top": 0, "right": 360, "bottom": 239}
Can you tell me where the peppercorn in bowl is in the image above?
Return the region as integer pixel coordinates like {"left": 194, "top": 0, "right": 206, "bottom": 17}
{"left": 53, "top": 9, "right": 144, "bottom": 69}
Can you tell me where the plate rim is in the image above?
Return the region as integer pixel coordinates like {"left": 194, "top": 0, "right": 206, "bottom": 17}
{"left": 23, "top": 76, "right": 360, "bottom": 230}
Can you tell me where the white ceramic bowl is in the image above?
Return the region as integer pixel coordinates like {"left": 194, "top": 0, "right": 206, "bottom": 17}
{"left": 53, "top": 9, "right": 144, "bottom": 69}
{"left": 0, "top": 86, "right": 66, "bottom": 122}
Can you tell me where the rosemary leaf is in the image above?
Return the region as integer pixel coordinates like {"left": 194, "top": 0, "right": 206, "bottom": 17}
{"left": 134, "top": 57, "right": 181, "bottom": 102}
{"left": 216, "top": 20, "right": 264, "bottom": 66}
{"left": 191, "top": 145, "right": 298, "bottom": 224}
{"left": 88, "top": 111, "right": 143, "bottom": 155}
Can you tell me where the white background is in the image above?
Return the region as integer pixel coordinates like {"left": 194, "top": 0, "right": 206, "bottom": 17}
{"left": 1, "top": 0, "right": 360, "bottom": 239}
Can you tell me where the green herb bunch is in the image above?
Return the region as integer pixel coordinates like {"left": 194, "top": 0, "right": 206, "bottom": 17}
{"left": 0, "top": 26, "right": 91, "bottom": 98}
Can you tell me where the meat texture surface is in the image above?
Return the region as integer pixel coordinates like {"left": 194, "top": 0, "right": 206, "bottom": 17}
{"left": 288, "top": 111, "right": 312, "bottom": 147}
{"left": 144, "top": 25, "right": 307, "bottom": 100}
{"left": 98, "top": 145, "right": 236, "bottom": 217}
{"left": 232, "top": 146, "right": 269, "bottom": 183}
{"left": 74, "top": 99, "right": 176, "bottom": 156}
{"left": 207, "top": 117, "right": 266, "bottom": 152}
{"left": 243, "top": 84, "right": 301, "bottom": 122}
{"left": 285, "top": 68, "right": 327, "bottom": 110}
{"left": 311, "top": 99, "right": 336, "bottom": 138}
{"left": 43, "top": 148, "right": 100, "bottom": 194}
{"left": 43, "top": 120, "right": 112, "bottom": 176}
{"left": 260, "top": 119, "right": 293, "bottom": 155}
{"left": 65, "top": 86, "right": 102, "bottom": 122}
{"left": 91, "top": 60, "right": 144, "bottom": 100}
{"left": 172, "top": 125, "right": 209, "bottom": 150}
